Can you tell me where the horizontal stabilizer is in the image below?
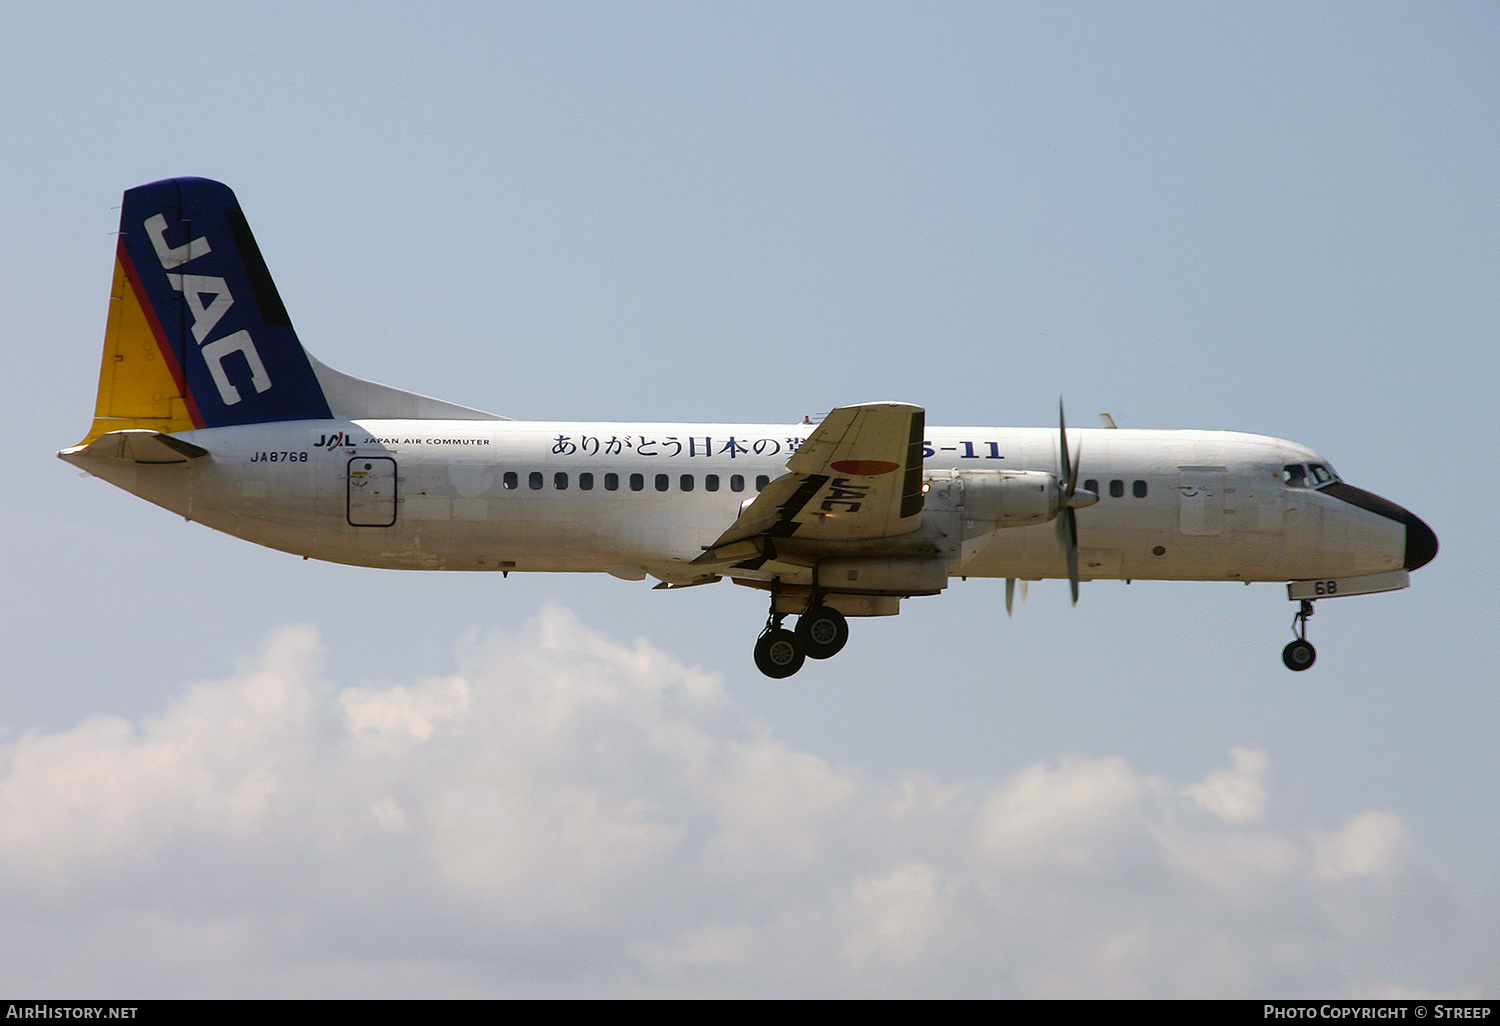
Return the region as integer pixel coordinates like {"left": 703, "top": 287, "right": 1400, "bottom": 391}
{"left": 61, "top": 429, "right": 208, "bottom": 464}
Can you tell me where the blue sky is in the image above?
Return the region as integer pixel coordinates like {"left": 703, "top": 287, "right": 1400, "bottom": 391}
{"left": 1, "top": 1, "right": 1496, "bottom": 997}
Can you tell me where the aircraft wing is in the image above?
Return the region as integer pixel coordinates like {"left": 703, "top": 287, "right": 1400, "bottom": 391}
{"left": 694, "top": 402, "right": 925, "bottom": 565}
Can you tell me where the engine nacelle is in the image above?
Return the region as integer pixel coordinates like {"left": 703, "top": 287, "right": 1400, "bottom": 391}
{"left": 952, "top": 470, "right": 1060, "bottom": 528}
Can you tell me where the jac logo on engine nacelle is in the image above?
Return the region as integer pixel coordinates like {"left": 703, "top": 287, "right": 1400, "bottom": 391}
{"left": 145, "top": 212, "right": 271, "bottom": 406}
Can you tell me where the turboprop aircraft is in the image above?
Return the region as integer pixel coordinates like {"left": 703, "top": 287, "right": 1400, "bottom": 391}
{"left": 60, "top": 178, "right": 1438, "bottom": 677}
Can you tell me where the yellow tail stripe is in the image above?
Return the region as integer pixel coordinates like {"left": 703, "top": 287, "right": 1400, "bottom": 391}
{"left": 78, "top": 243, "right": 199, "bottom": 445}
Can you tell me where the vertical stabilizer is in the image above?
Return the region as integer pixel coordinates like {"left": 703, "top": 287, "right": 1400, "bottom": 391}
{"left": 79, "top": 177, "right": 333, "bottom": 444}
{"left": 74, "top": 178, "right": 503, "bottom": 447}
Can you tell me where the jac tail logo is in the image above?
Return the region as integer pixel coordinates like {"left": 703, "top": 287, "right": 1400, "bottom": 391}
{"left": 145, "top": 213, "right": 271, "bottom": 406}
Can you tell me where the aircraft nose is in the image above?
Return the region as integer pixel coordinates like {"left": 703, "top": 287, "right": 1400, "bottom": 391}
{"left": 1320, "top": 482, "right": 1438, "bottom": 572}
{"left": 1403, "top": 509, "right": 1438, "bottom": 571}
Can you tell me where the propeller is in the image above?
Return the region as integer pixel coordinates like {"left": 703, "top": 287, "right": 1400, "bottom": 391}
{"left": 1004, "top": 576, "right": 1029, "bottom": 617}
{"left": 1007, "top": 403, "right": 1096, "bottom": 613}
{"left": 1055, "top": 400, "right": 1097, "bottom": 605}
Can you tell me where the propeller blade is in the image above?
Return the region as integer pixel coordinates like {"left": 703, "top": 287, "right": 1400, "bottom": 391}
{"left": 1065, "top": 509, "right": 1080, "bottom": 604}
{"left": 1059, "top": 399, "right": 1071, "bottom": 494}
{"left": 1005, "top": 577, "right": 1015, "bottom": 617}
{"left": 1057, "top": 399, "right": 1082, "bottom": 605}
{"left": 1059, "top": 399, "right": 1081, "bottom": 501}
{"left": 1056, "top": 506, "right": 1080, "bottom": 605}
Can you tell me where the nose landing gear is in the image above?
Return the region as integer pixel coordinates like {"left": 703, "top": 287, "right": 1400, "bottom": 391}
{"left": 1282, "top": 599, "right": 1317, "bottom": 671}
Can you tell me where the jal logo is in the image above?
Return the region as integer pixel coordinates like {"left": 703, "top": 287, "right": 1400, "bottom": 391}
{"left": 145, "top": 213, "right": 271, "bottom": 406}
{"left": 314, "top": 431, "right": 354, "bottom": 450}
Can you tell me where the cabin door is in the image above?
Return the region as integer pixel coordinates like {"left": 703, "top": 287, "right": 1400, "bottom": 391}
{"left": 347, "top": 457, "right": 398, "bottom": 527}
{"left": 1177, "top": 468, "right": 1225, "bottom": 537}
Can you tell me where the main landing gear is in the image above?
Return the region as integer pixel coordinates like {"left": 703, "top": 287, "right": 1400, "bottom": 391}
{"left": 1283, "top": 599, "right": 1317, "bottom": 671}
{"left": 753, "top": 598, "right": 850, "bottom": 679}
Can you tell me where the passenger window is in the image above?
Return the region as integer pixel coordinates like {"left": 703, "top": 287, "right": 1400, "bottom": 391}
{"left": 579, "top": 472, "right": 594, "bottom": 491}
{"left": 503, "top": 471, "right": 518, "bottom": 490}
{"left": 605, "top": 472, "right": 619, "bottom": 491}
{"left": 706, "top": 474, "right": 720, "bottom": 492}
{"left": 529, "top": 471, "right": 543, "bottom": 490}
{"left": 554, "top": 472, "right": 568, "bottom": 490}
{"left": 730, "top": 475, "right": 745, "bottom": 492}
{"left": 1109, "top": 479, "right": 1124, "bottom": 498}
{"left": 655, "top": 473, "right": 669, "bottom": 492}
{"left": 756, "top": 475, "right": 770, "bottom": 491}
{"left": 1085, "top": 479, "right": 1098, "bottom": 495}
{"left": 1133, "top": 480, "right": 1147, "bottom": 498}
{"left": 680, "top": 474, "right": 694, "bottom": 492}
{"left": 629, "top": 473, "right": 644, "bottom": 491}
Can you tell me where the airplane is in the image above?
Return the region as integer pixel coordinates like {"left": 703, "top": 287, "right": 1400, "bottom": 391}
{"left": 59, "top": 177, "right": 1438, "bottom": 678}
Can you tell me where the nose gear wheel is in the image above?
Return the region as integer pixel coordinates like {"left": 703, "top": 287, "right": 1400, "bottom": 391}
{"left": 1283, "top": 599, "right": 1317, "bottom": 671}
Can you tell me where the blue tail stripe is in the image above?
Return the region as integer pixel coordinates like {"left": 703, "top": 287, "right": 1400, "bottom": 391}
{"left": 119, "top": 178, "right": 331, "bottom": 428}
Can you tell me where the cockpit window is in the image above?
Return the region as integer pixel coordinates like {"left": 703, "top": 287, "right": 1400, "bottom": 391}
{"left": 1284, "top": 462, "right": 1340, "bottom": 488}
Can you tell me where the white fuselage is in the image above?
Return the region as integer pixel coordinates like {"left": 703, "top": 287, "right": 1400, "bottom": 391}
{"left": 69, "top": 419, "right": 1408, "bottom": 588}
{"left": 64, "top": 175, "right": 1438, "bottom": 676}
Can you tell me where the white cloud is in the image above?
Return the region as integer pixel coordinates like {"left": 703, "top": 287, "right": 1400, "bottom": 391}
{"left": 1312, "top": 811, "right": 1413, "bottom": 883}
{"left": 341, "top": 675, "right": 470, "bottom": 744}
{"left": 968, "top": 755, "right": 1153, "bottom": 874}
{"left": 1183, "top": 747, "right": 1270, "bottom": 825}
{"left": 0, "top": 606, "right": 1489, "bottom": 997}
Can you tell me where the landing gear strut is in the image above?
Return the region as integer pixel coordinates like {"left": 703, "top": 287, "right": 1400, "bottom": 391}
{"left": 751, "top": 582, "right": 852, "bottom": 678}
{"left": 1283, "top": 599, "right": 1316, "bottom": 671}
